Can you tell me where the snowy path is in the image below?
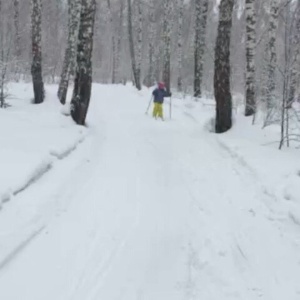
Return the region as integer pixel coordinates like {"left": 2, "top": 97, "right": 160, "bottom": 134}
{"left": 0, "top": 85, "right": 299, "bottom": 300}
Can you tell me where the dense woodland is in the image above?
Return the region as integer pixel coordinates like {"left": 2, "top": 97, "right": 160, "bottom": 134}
{"left": 0, "top": 0, "right": 299, "bottom": 141}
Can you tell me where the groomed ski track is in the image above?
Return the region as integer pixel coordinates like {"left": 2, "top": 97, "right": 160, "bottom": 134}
{"left": 0, "top": 84, "right": 299, "bottom": 300}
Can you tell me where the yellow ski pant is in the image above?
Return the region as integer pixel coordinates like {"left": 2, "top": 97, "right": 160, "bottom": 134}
{"left": 153, "top": 103, "right": 163, "bottom": 118}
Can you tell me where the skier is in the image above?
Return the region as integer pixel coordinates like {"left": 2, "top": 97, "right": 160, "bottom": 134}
{"left": 152, "top": 82, "right": 172, "bottom": 120}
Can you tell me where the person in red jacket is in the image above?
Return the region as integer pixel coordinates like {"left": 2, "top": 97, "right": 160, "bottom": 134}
{"left": 152, "top": 82, "right": 172, "bottom": 120}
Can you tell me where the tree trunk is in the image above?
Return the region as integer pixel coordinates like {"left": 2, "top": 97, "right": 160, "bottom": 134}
{"left": 245, "top": 0, "right": 256, "bottom": 116}
{"left": 162, "top": 0, "right": 172, "bottom": 92}
{"left": 145, "top": 0, "right": 155, "bottom": 87}
{"left": 58, "top": 0, "right": 81, "bottom": 105}
{"left": 127, "top": 0, "right": 141, "bottom": 90}
{"left": 266, "top": 0, "right": 280, "bottom": 110}
{"left": 177, "top": 0, "right": 184, "bottom": 92}
{"left": 70, "top": 0, "right": 96, "bottom": 125}
{"left": 31, "top": 0, "right": 45, "bottom": 104}
{"left": 116, "top": 0, "right": 124, "bottom": 84}
{"left": 194, "top": 0, "right": 209, "bottom": 98}
{"left": 214, "top": 0, "right": 234, "bottom": 133}
{"left": 112, "top": 36, "right": 118, "bottom": 84}
{"left": 13, "top": 0, "right": 21, "bottom": 59}
{"left": 288, "top": 1, "right": 300, "bottom": 106}
{"left": 135, "top": 0, "right": 142, "bottom": 88}
{"left": 107, "top": 0, "right": 117, "bottom": 84}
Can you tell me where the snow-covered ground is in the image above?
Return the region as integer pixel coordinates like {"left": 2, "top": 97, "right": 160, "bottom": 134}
{"left": 0, "top": 82, "right": 299, "bottom": 300}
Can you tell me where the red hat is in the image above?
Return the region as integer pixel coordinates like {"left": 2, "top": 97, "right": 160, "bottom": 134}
{"left": 158, "top": 82, "right": 165, "bottom": 89}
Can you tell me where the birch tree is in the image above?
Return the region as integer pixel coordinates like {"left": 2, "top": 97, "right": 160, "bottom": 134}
{"left": 262, "top": 0, "right": 280, "bottom": 110}
{"left": 70, "top": 0, "right": 96, "bottom": 125}
{"left": 288, "top": 0, "right": 300, "bottom": 106}
{"left": 194, "top": 0, "right": 209, "bottom": 98}
{"left": 127, "top": 0, "right": 141, "bottom": 90}
{"left": 177, "top": 0, "right": 184, "bottom": 92}
{"left": 31, "top": 0, "right": 44, "bottom": 104}
{"left": 245, "top": 0, "right": 256, "bottom": 116}
{"left": 214, "top": 0, "right": 235, "bottom": 133}
{"left": 58, "top": 0, "right": 81, "bottom": 104}
{"left": 13, "top": 0, "right": 21, "bottom": 61}
{"left": 106, "top": 0, "right": 117, "bottom": 84}
{"left": 162, "top": 0, "right": 172, "bottom": 92}
{"left": 115, "top": 0, "right": 124, "bottom": 84}
{"left": 145, "top": 0, "right": 155, "bottom": 87}
{"left": 135, "top": 0, "right": 142, "bottom": 87}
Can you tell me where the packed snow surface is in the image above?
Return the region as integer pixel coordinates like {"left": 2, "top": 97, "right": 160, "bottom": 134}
{"left": 0, "top": 83, "right": 299, "bottom": 300}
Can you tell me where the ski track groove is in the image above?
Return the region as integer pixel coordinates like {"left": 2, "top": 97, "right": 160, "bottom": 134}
{"left": 1, "top": 134, "right": 87, "bottom": 206}
{"left": 0, "top": 226, "right": 45, "bottom": 271}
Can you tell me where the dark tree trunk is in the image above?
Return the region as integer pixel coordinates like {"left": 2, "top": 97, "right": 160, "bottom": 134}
{"left": 245, "top": 0, "right": 256, "bottom": 116}
{"left": 194, "top": 0, "right": 209, "bottom": 98}
{"left": 13, "top": 0, "right": 21, "bottom": 59}
{"left": 214, "top": 0, "right": 234, "bottom": 133}
{"left": 31, "top": 0, "right": 44, "bottom": 104}
{"left": 71, "top": 0, "right": 96, "bottom": 126}
{"left": 112, "top": 37, "right": 117, "bottom": 84}
{"left": 127, "top": 0, "right": 141, "bottom": 90}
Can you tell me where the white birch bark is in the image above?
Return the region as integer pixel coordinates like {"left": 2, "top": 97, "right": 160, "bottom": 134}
{"left": 177, "top": 0, "right": 184, "bottom": 92}
{"left": 262, "top": 0, "right": 280, "bottom": 110}
{"left": 145, "top": 0, "right": 155, "bottom": 87}
{"left": 245, "top": 0, "right": 257, "bottom": 116}
{"left": 288, "top": 1, "right": 300, "bottom": 105}
{"left": 134, "top": 0, "right": 143, "bottom": 88}
{"left": 71, "top": 0, "right": 96, "bottom": 125}
{"left": 58, "top": 0, "right": 81, "bottom": 104}
{"left": 162, "top": 0, "right": 173, "bottom": 92}
{"left": 194, "top": 0, "right": 209, "bottom": 98}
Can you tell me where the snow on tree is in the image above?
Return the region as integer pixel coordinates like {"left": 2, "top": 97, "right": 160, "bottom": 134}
{"left": 214, "top": 0, "right": 235, "bottom": 133}
{"left": 31, "top": 0, "right": 45, "bottom": 104}
{"left": 245, "top": 0, "right": 256, "bottom": 116}
{"left": 194, "top": 0, "right": 209, "bottom": 98}
{"left": 70, "top": 0, "right": 96, "bottom": 125}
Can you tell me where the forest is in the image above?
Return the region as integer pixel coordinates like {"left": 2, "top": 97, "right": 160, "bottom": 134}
{"left": 0, "top": 0, "right": 299, "bottom": 141}
{"left": 0, "top": 1, "right": 300, "bottom": 299}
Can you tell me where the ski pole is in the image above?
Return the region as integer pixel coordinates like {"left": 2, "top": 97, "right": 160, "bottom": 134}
{"left": 145, "top": 96, "right": 153, "bottom": 114}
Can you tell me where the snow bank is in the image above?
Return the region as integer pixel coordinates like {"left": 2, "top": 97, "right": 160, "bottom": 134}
{"left": 172, "top": 94, "right": 300, "bottom": 230}
{"left": 0, "top": 83, "right": 87, "bottom": 208}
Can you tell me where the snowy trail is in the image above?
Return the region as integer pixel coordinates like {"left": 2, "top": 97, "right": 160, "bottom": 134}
{"left": 0, "top": 85, "right": 299, "bottom": 300}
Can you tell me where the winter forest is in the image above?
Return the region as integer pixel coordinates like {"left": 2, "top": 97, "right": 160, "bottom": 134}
{"left": 1, "top": 0, "right": 300, "bottom": 299}
{"left": 0, "top": 0, "right": 298, "bottom": 137}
